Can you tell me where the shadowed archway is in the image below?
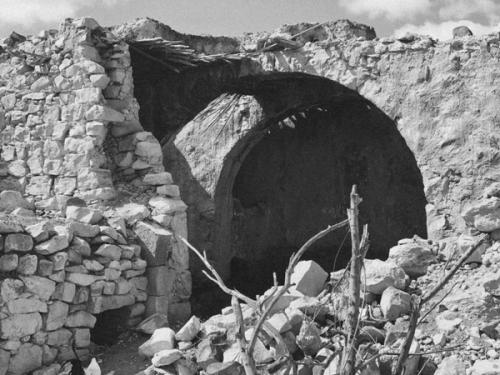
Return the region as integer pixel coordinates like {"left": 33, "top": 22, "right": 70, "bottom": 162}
{"left": 163, "top": 72, "right": 427, "bottom": 304}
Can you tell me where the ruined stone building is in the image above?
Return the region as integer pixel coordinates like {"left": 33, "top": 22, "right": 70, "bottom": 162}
{"left": 0, "top": 16, "right": 499, "bottom": 374}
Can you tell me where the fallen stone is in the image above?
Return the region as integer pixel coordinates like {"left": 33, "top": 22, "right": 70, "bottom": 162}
{"left": 136, "top": 313, "right": 169, "bottom": 334}
{"left": 436, "top": 311, "right": 462, "bottom": 333}
{"left": 388, "top": 240, "right": 435, "bottom": 278}
{"left": 175, "top": 315, "right": 201, "bottom": 342}
{"left": 462, "top": 197, "right": 500, "bottom": 232}
{"left": 290, "top": 260, "right": 328, "bottom": 297}
{"left": 206, "top": 361, "right": 244, "bottom": 375}
{"left": 152, "top": 349, "right": 183, "bottom": 367}
{"left": 363, "top": 259, "right": 407, "bottom": 294}
{"left": 138, "top": 327, "right": 176, "bottom": 357}
{"left": 380, "top": 286, "right": 411, "bottom": 321}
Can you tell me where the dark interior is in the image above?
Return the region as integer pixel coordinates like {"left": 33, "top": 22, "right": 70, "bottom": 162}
{"left": 229, "top": 102, "right": 427, "bottom": 296}
{"left": 90, "top": 307, "right": 130, "bottom": 346}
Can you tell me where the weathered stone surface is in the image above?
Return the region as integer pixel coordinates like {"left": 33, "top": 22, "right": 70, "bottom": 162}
{"left": 134, "top": 221, "right": 173, "bottom": 266}
{"left": 290, "top": 260, "right": 328, "bottom": 297}
{"left": 65, "top": 310, "right": 97, "bottom": 328}
{"left": 66, "top": 272, "right": 104, "bottom": 286}
{"left": 20, "top": 275, "right": 55, "bottom": 300}
{"left": 17, "top": 254, "right": 38, "bottom": 275}
{"left": 139, "top": 327, "right": 176, "bottom": 357}
{"left": 152, "top": 348, "right": 183, "bottom": 367}
{"left": 175, "top": 315, "right": 201, "bottom": 342}
{"left": 136, "top": 313, "right": 169, "bottom": 335}
{"left": 7, "top": 297, "right": 48, "bottom": 314}
{"left": 66, "top": 205, "right": 102, "bottom": 224}
{"left": 35, "top": 235, "right": 70, "bottom": 255}
{"left": 143, "top": 172, "right": 173, "bottom": 185}
{"left": 0, "top": 253, "right": 18, "bottom": 271}
{"left": 149, "top": 196, "right": 187, "bottom": 215}
{"left": 116, "top": 203, "right": 150, "bottom": 224}
{"left": 95, "top": 243, "right": 122, "bottom": 260}
{"left": 0, "top": 190, "right": 34, "bottom": 212}
{"left": 0, "top": 312, "right": 42, "bottom": 339}
{"left": 4, "top": 233, "right": 33, "bottom": 252}
{"left": 470, "top": 360, "right": 500, "bottom": 375}
{"left": 87, "top": 294, "right": 135, "bottom": 314}
{"left": 388, "top": 241, "right": 435, "bottom": 278}
{"left": 46, "top": 301, "right": 69, "bottom": 331}
{"left": 47, "top": 329, "right": 72, "bottom": 346}
{"left": 462, "top": 198, "right": 500, "bottom": 232}
{"left": 7, "top": 343, "right": 43, "bottom": 375}
{"left": 380, "top": 286, "right": 411, "bottom": 321}
{"left": 363, "top": 259, "right": 407, "bottom": 295}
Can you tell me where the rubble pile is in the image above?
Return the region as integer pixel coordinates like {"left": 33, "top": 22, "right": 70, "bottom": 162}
{"left": 134, "top": 185, "right": 500, "bottom": 375}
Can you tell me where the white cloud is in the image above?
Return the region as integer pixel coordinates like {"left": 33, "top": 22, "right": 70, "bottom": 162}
{"left": 438, "top": 0, "right": 500, "bottom": 23}
{"left": 394, "top": 19, "right": 500, "bottom": 41}
{"left": 338, "top": 0, "right": 432, "bottom": 21}
{"left": 0, "top": 0, "right": 127, "bottom": 28}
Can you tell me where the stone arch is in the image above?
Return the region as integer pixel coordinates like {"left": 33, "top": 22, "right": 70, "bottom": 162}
{"left": 163, "top": 72, "right": 427, "bottom": 296}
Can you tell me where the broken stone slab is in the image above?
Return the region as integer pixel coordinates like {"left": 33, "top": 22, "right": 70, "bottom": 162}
{"left": 136, "top": 313, "right": 169, "bottom": 335}
{"left": 152, "top": 348, "right": 183, "bottom": 367}
{"left": 380, "top": 286, "right": 411, "bottom": 321}
{"left": 175, "top": 316, "right": 201, "bottom": 342}
{"left": 363, "top": 259, "right": 407, "bottom": 294}
{"left": 138, "top": 327, "right": 176, "bottom": 357}
{"left": 387, "top": 240, "right": 436, "bottom": 278}
{"left": 290, "top": 260, "right": 328, "bottom": 297}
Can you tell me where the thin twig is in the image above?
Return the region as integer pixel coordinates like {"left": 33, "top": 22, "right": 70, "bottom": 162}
{"left": 247, "top": 218, "right": 349, "bottom": 357}
{"left": 418, "top": 282, "right": 457, "bottom": 325}
{"left": 393, "top": 295, "right": 421, "bottom": 375}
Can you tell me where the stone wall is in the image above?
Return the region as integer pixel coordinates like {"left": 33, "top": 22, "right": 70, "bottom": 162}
{"left": 0, "top": 17, "right": 191, "bottom": 373}
{"left": 247, "top": 23, "right": 500, "bottom": 239}
{"left": 0, "top": 199, "right": 149, "bottom": 374}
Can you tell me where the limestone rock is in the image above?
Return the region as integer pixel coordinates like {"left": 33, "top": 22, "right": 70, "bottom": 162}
{"left": 138, "top": 327, "right": 176, "bottom": 357}
{"left": 116, "top": 203, "right": 150, "bottom": 224}
{"left": 65, "top": 206, "right": 102, "bottom": 224}
{"left": 136, "top": 313, "right": 169, "bottom": 335}
{"left": 46, "top": 301, "right": 69, "bottom": 331}
{"left": 436, "top": 311, "right": 462, "bottom": 333}
{"left": 388, "top": 241, "right": 435, "bottom": 278}
{"left": 35, "top": 235, "right": 70, "bottom": 255}
{"left": 20, "top": 275, "right": 55, "bottom": 300}
{"left": 152, "top": 348, "right": 183, "bottom": 367}
{"left": 363, "top": 259, "right": 407, "bottom": 294}
{"left": 380, "top": 286, "right": 411, "bottom": 320}
{"left": 4, "top": 233, "right": 33, "bottom": 252}
{"left": 462, "top": 198, "right": 500, "bottom": 232}
{"left": 0, "top": 190, "right": 34, "bottom": 213}
{"left": 7, "top": 343, "right": 43, "bottom": 375}
{"left": 290, "top": 260, "right": 328, "bottom": 297}
{"left": 175, "top": 316, "right": 201, "bottom": 342}
{"left": 149, "top": 196, "right": 187, "bottom": 215}
{"left": 95, "top": 244, "right": 122, "bottom": 260}
{"left": 143, "top": 172, "right": 173, "bottom": 185}
{"left": 65, "top": 310, "right": 97, "bottom": 328}
{"left": 0, "top": 312, "right": 42, "bottom": 339}
{"left": 470, "top": 360, "right": 500, "bottom": 375}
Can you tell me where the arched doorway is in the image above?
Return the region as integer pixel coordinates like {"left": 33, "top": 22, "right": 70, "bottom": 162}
{"left": 163, "top": 72, "right": 427, "bottom": 309}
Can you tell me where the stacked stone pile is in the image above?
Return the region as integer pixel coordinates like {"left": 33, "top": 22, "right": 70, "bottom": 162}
{"left": 0, "top": 196, "right": 148, "bottom": 375}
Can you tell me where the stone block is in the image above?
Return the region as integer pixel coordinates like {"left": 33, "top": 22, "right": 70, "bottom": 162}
{"left": 146, "top": 295, "right": 169, "bottom": 316}
{"left": 66, "top": 206, "right": 102, "bottom": 224}
{"left": 87, "top": 294, "right": 135, "bottom": 314}
{"left": 35, "top": 235, "right": 70, "bottom": 255}
{"left": 290, "top": 260, "right": 328, "bottom": 297}
{"left": 72, "top": 328, "right": 91, "bottom": 348}
{"left": 380, "top": 286, "right": 412, "bottom": 321}
{"left": 4, "top": 233, "right": 33, "bottom": 252}
{"left": 143, "top": 172, "right": 173, "bottom": 186}
{"left": 363, "top": 259, "right": 407, "bottom": 295}
{"left": 7, "top": 297, "right": 47, "bottom": 314}
{"left": 95, "top": 244, "right": 122, "bottom": 260}
{"left": 0, "top": 278, "right": 24, "bottom": 302}
{"left": 37, "top": 259, "right": 54, "bottom": 276}
{"left": 134, "top": 221, "right": 174, "bottom": 266}
{"left": 53, "top": 282, "right": 76, "bottom": 303}
{"left": 0, "top": 313, "right": 42, "bottom": 339}
{"left": 149, "top": 197, "right": 187, "bottom": 215}
{"left": 20, "top": 275, "right": 55, "bottom": 300}
{"left": 388, "top": 241, "right": 436, "bottom": 278}
{"left": 147, "top": 266, "right": 174, "bottom": 296}
{"left": 47, "top": 329, "right": 72, "bottom": 346}
{"left": 0, "top": 253, "right": 18, "bottom": 271}
{"left": 17, "top": 254, "right": 38, "bottom": 275}
{"left": 7, "top": 343, "right": 43, "bottom": 375}
{"left": 65, "top": 310, "right": 96, "bottom": 328}
{"left": 45, "top": 301, "right": 69, "bottom": 331}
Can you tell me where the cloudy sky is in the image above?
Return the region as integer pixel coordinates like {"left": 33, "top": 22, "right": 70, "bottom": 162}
{"left": 0, "top": 0, "right": 499, "bottom": 41}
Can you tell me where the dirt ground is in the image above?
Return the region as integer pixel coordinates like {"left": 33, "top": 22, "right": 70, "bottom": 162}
{"left": 91, "top": 332, "right": 151, "bottom": 375}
